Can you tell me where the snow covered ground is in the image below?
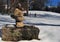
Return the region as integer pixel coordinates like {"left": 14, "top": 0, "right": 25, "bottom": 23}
{"left": 0, "top": 11, "right": 60, "bottom": 42}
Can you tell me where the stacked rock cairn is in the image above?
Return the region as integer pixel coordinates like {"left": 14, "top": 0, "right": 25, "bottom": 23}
{"left": 2, "top": 6, "right": 40, "bottom": 41}
{"left": 14, "top": 8, "right": 24, "bottom": 28}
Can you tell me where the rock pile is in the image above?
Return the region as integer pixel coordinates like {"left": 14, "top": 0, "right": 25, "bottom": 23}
{"left": 2, "top": 6, "right": 40, "bottom": 41}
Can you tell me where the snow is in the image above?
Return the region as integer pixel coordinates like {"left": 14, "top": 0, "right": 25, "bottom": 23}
{"left": 0, "top": 11, "right": 60, "bottom": 42}
{"left": 23, "top": 11, "right": 60, "bottom": 16}
{"left": 24, "top": 16, "right": 60, "bottom": 25}
{"left": 36, "top": 26, "right": 60, "bottom": 42}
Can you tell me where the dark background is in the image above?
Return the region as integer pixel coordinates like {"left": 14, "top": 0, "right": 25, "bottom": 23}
{"left": 0, "top": 0, "right": 60, "bottom": 14}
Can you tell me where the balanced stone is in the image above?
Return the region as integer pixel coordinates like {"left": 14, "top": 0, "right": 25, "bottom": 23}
{"left": 16, "top": 22, "right": 24, "bottom": 28}
{"left": 13, "top": 8, "right": 24, "bottom": 28}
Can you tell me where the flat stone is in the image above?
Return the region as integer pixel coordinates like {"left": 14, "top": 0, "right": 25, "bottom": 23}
{"left": 2, "top": 25, "right": 40, "bottom": 41}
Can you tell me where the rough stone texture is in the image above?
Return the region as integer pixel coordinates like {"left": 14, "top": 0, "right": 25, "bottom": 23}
{"left": 2, "top": 25, "right": 40, "bottom": 41}
{"left": 2, "top": 27, "right": 13, "bottom": 41}
{"left": 16, "top": 22, "right": 24, "bottom": 27}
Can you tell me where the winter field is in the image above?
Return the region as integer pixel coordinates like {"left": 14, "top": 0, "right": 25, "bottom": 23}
{"left": 0, "top": 11, "right": 60, "bottom": 42}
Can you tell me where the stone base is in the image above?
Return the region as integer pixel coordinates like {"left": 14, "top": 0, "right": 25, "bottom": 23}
{"left": 2, "top": 25, "right": 40, "bottom": 41}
